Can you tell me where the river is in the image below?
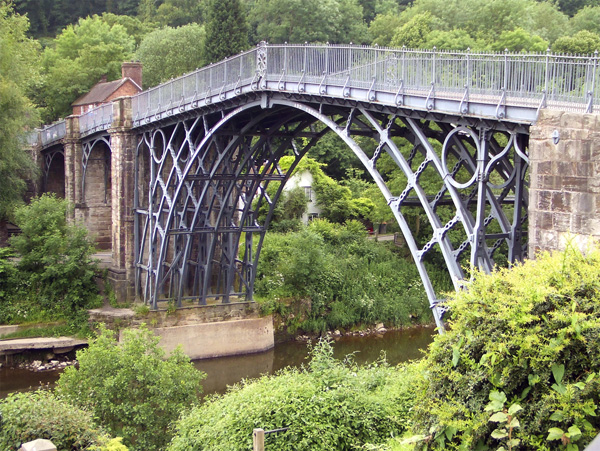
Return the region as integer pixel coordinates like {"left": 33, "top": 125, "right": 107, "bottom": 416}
{"left": 0, "top": 326, "right": 435, "bottom": 399}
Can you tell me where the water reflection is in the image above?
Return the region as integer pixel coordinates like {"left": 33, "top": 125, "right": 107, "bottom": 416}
{"left": 195, "top": 326, "right": 435, "bottom": 396}
{"left": 1, "top": 326, "right": 435, "bottom": 399}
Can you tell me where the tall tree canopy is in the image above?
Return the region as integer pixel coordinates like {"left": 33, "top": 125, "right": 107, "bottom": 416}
{"left": 250, "top": 0, "right": 368, "bottom": 44}
{"left": 136, "top": 24, "right": 206, "bottom": 87}
{"left": 203, "top": 0, "right": 249, "bottom": 64}
{"left": 0, "top": 1, "right": 39, "bottom": 220}
{"left": 34, "top": 14, "right": 135, "bottom": 122}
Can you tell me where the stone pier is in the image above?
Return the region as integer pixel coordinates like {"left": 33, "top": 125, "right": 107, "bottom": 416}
{"left": 529, "top": 110, "right": 600, "bottom": 255}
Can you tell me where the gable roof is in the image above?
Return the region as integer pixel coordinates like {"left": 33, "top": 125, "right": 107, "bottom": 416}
{"left": 71, "top": 78, "right": 138, "bottom": 107}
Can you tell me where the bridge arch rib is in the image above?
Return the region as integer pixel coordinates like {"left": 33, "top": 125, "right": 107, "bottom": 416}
{"left": 134, "top": 97, "right": 529, "bottom": 330}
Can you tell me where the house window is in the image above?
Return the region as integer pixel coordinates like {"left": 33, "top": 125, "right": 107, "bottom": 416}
{"left": 304, "top": 186, "right": 313, "bottom": 202}
{"left": 308, "top": 213, "right": 319, "bottom": 221}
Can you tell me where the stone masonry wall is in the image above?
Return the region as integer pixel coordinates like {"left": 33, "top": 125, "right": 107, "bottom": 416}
{"left": 79, "top": 144, "right": 112, "bottom": 250}
{"left": 528, "top": 110, "right": 600, "bottom": 256}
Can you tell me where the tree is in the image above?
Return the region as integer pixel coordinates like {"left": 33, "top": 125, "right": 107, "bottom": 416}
{"left": 307, "top": 132, "right": 362, "bottom": 180}
{"left": 390, "top": 12, "right": 432, "bottom": 48}
{"left": 155, "top": 0, "right": 205, "bottom": 27}
{"left": 101, "top": 12, "right": 156, "bottom": 47}
{"left": 250, "top": 0, "right": 367, "bottom": 44}
{"left": 136, "top": 24, "right": 206, "bottom": 87}
{"left": 553, "top": 29, "right": 600, "bottom": 54}
{"left": 203, "top": 0, "right": 249, "bottom": 64}
{"left": 570, "top": 5, "right": 600, "bottom": 36}
{"left": 424, "top": 29, "right": 480, "bottom": 50}
{"left": 35, "top": 15, "right": 135, "bottom": 122}
{"left": 57, "top": 326, "right": 205, "bottom": 451}
{"left": 490, "top": 27, "right": 548, "bottom": 52}
{"left": 368, "top": 13, "right": 403, "bottom": 46}
{"left": 0, "top": 2, "right": 39, "bottom": 221}
{"left": 10, "top": 194, "right": 100, "bottom": 316}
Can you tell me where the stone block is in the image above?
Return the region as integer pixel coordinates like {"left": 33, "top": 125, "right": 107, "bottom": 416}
{"left": 19, "top": 439, "right": 57, "bottom": 451}
{"left": 537, "top": 190, "right": 552, "bottom": 210}
{"left": 576, "top": 193, "right": 596, "bottom": 214}
{"left": 562, "top": 176, "right": 588, "bottom": 193}
{"left": 555, "top": 161, "right": 575, "bottom": 177}
{"left": 576, "top": 162, "right": 593, "bottom": 177}
{"left": 560, "top": 112, "right": 585, "bottom": 130}
{"left": 541, "top": 175, "right": 562, "bottom": 190}
{"left": 553, "top": 212, "right": 571, "bottom": 232}
{"left": 537, "top": 161, "right": 552, "bottom": 175}
{"left": 537, "top": 211, "right": 554, "bottom": 230}
{"left": 551, "top": 191, "right": 572, "bottom": 213}
{"left": 582, "top": 113, "right": 599, "bottom": 131}
{"left": 536, "top": 109, "right": 564, "bottom": 127}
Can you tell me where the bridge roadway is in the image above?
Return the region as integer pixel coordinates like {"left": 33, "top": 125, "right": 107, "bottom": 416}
{"left": 30, "top": 43, "right": 600, "bottom": 330}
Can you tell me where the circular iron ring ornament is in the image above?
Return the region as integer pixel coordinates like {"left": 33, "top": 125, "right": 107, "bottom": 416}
{"left": 441, "top": 126, "right": 480, "bottom": 190}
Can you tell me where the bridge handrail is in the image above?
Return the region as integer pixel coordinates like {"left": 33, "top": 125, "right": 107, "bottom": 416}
{"left": 130, "top": 43, "right": 600, "bottom": 126}
{"left": 132, "top": 45, "right": 259, "bottom": 125}
{"left": 38, "top": 120, "right": 66, "bottom": 147}
{"left": 79, "top": 103, "right": 113, "bottom": 137}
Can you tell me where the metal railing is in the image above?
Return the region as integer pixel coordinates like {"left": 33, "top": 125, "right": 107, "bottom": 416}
{"left": 32, "top": 44, "right": 600, "bottom": 148}
{"left": 132, "top": 46, "right": 258, "bottom": 125}
{"left": 79, "top": 103, "right": 113, "bottom": 137}
{"left": 130, "top": 43, "right": 600, "bottom": 126}
{"left": 40, "top": 121, "right": 66, "bottom": 147}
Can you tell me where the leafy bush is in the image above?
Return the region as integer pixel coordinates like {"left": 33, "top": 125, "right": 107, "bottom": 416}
{"left": 7, "top": 194, "right": 100, "bottom": 319}
{"left": 56, "top": 326, "right": 205, "bottom": 451}
{"left": 168, "top": 339, "right": 419, "bottom": 451}
{"left": 0, "top": 389, "right": 109, "bottom": 450}
{"left": 256, "top": 221, "right": 437, "bottom": 333}
{"left": 407, "top": 246, "right": 600, "bottom": 450}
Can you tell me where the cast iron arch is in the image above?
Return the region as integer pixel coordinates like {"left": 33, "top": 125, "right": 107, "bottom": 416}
{"left": 134, "top": 99, "right": 529, "bottom": 331}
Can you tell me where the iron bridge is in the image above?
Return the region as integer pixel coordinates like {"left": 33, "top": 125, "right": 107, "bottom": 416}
{"left": 34, "top": 43, "right": 600, "bottom": 330}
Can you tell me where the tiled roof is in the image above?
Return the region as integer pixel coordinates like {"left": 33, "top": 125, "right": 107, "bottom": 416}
{"left": 72, "top": 79, "right": 128, "bottom": 106}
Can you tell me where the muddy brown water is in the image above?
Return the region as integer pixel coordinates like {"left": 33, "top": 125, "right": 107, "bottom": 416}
{"left": 0, "top": 326, "right": 435, "bottom": 399}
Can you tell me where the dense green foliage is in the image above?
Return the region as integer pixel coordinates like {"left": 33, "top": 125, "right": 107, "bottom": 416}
{"left": 4, "top": 194, "right": 100, "bottom": 322}
{"left": 203, "top": 0, "right": 249, "bottom": 64}
{"left": 256, "top": 220, "right": 440, "bottom": 333}
{"left": 0, "top": 389, "right": 110, "bottom": 450}
{"left": 0, "top": 194, "right": 100, "bottom": 327}
{"left": 168, "top": 339, "right": 419, "bottom": 451}
{"left": 57, "top": 326, "right": 205, "bottom": 451}
{"left": 10, "top": 0, "right": 600, "bottom": 122}
{"left": 135, "top": 23, "right": 206, "bottom": 87}
{"left": 34, "top": 14, "right": 135, "bottom": 121}
{"left": 0, "top": 2, "right": 38, "bottom": 220}
{"left": 404, "top": 246, "right": 600, "bottom": 450}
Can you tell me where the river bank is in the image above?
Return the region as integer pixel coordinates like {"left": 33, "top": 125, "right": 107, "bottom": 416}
{"left": 0, "top": 325, "right": 436, "bottom": 398}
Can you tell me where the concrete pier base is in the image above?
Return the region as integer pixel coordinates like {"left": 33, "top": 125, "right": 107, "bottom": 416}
{"left": 150, "top": 316, "right": 274, "bottom": 360}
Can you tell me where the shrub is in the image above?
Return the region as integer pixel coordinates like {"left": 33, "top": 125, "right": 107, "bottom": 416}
{"left": 408, "top": 246, "right": 600, "bottom": 450}
{"left": 168, "top": 339, "right": 419, "bottom": 451}
{"left": 0, "top": 389, "right": 109, "bottom": 450}
{"left": 56, "top": 326, "right": 205, "bottom": 451}
{"left": 256, "top": 222, "right": 435, "bottom": 332}
{"left": 8, "top": 194, "right": 100, "bottom": 318}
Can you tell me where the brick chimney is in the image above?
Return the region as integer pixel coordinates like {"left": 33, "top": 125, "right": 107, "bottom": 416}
{"left": 122, "top": 61, "right": 143, "bottom": 88}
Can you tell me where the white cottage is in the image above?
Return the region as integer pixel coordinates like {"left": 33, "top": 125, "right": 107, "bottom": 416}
{"left": 283, "top": 169, "right": 322, "bottom": 224}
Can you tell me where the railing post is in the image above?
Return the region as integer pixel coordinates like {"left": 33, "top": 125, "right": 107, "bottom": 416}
{"left": 504, "top": 48, "right": 509, "bottom": 93}
{"left": 543, "top": 48, "right": 550, "bottom": 107}
{"left": 586, "top": 50, "right": 598, "bottom": 113}
{"left": 432, "top": 46, "right": 436, "bottom": 85}
{"left": 401, "top": 46, "right": 406, "bottom": 85}
{"left": 253, "top": 428, "right": 265, "bottom": 451}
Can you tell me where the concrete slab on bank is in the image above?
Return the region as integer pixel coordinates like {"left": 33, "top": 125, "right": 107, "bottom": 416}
{"left": 150, "top": 316, "right": 275, "bottom": 360}
{"left": 0, "top": 337, "right": 88, "bottom": 356}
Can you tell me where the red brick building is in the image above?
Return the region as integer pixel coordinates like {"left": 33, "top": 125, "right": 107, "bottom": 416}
{"left": 71, "top": 62, "right": 142, "bottom": 115}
